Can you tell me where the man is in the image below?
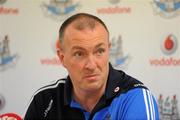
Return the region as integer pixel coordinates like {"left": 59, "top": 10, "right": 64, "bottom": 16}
{"left": 24, "top": 13, "right": 159, "bottom": 120}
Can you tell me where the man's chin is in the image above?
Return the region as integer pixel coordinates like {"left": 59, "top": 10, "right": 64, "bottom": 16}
{"left": 83, "top": 82, "right": 102, "bottom": 91}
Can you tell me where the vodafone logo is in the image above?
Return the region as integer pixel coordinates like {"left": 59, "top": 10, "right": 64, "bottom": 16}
{"left": 149, "top": 34, "right": 180, "bottom": 66}
{"left": 161, "top": 34, "right": 178, "bottom": 55}
{"left": 96, "top": 0, "right": 131, "bottom": 14}
{"left": 40, "top": 38, "right": 61, "bottom": 66}
{"left": 0, "top": 0, "right": 19, "bottom": 15}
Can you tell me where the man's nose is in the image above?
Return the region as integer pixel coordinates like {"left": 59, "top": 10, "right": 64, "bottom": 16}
{"left": 84, "top": 55, "right": 97, "bottom": 71}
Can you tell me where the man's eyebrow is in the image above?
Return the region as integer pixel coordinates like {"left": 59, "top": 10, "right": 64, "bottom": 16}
{"left": 95, "top": 43, "right": 105, "bottom": 48}
{"left": 71, "top": 43, "right": 105, "bottom": 51}
{"left": 71, "top": 46, "right": 86, "bottom": 51}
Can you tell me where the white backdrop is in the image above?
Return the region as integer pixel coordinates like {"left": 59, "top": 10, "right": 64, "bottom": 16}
{"left": 0, "top": 0, "right": 180, "bottom": 119}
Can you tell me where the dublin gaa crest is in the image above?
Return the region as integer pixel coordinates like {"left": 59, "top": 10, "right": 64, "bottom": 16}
{"left": 0, "top": 35, "right": 18, "bottom": 71}
{"left": 152, "top": 0, "right": 180, "bottom": 18}
{"left": 158, "top": 94, "right": 180, "bottom": 120}
{"left": 109, "top": 35, "right": 131, "bottom": 70}
{"left": 42, "top": 0, "right": 80, "bottom": 21}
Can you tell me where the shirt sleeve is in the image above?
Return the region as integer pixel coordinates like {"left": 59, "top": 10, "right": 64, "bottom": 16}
{"left": 118, "top": 88, "right": 159, "bottom": 120}
{"left": 24, "top": 92, "right": 46, "bottom": 120}
{"left": 24, "top": 96, "right": 41, "bottom": 120}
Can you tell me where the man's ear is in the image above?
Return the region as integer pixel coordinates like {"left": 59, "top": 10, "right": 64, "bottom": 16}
{"left": 56, "top": 41, "right": 66, "bottom": 67}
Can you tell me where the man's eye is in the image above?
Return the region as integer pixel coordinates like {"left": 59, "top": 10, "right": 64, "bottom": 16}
{"left": 74, "top": 51, "right": 84, "bottom": 57}
{"left": 96, "top": 48, "right": 105, "bottom": 55}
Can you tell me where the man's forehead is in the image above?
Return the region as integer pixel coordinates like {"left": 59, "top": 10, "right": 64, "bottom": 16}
{"left": 65, "top": 21, "right": 106, "bottom": 32}
{"left": 64, "top": 24, "right": 108, "bottom": 40}
{"left": 62, "top": 22, "right": 109, "bottom": 51}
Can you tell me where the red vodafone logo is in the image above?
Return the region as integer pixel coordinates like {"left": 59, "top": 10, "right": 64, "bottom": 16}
{"left": 165, "top": 37, "right": 173, "bottom": 50}
{"left": 0, "top": 113, "right": 22, "bottom": 120}
{"left": 161, "top": 34, "right": 178, "bottom": 55}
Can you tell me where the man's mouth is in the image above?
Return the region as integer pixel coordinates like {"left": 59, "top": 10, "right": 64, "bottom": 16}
{"left": 84, "top": 74, "right": 99, "bottom": 80}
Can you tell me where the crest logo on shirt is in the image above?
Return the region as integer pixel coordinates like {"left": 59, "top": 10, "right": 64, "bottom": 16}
{"left": 109, "top": 35, "right": 131, "bottom": 70}
{"left": 41, "top": 0, "right": 81, "bottom": 21}
{"left": 152, "top": 0, "right": 180, "bottom": 18}
{"left": 0, "top": 35, "right": 19, "bottom": 71}
{"left": 158, "top": 94, "right": 180, "bottom": 120}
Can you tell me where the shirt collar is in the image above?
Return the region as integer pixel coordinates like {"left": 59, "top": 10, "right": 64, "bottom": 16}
{"left": 105, "top": 63, "right": 126, "bottom": 99}
{"left": 64, "top": 76, "right": 73, "bottom": 106}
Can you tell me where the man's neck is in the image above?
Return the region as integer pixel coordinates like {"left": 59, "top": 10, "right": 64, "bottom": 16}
{"left": 73, "top": 86, "right": 105, "bottom": 113}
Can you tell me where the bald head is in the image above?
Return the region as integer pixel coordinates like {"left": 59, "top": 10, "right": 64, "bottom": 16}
{"left": 59, "top": 13, "right": 109, "bottom": 45}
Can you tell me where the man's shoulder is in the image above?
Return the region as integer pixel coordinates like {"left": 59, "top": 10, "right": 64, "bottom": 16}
{"left": 114, "top": 69, "right": 148, "bottom": 92}
{"left": 24, "top": 79, "right": 67, "bottom": 119}
{"left": 33, "top": 79, "right": 66, "bottom": 99}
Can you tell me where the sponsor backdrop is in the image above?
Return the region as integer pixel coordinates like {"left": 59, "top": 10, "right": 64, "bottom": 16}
{"left": 0, "top": 0, "right": 180, "bottom": 119}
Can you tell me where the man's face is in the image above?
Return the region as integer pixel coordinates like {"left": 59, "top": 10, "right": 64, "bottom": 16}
{"left": 58, "top": 23, "right": 110, "bottom": 93}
